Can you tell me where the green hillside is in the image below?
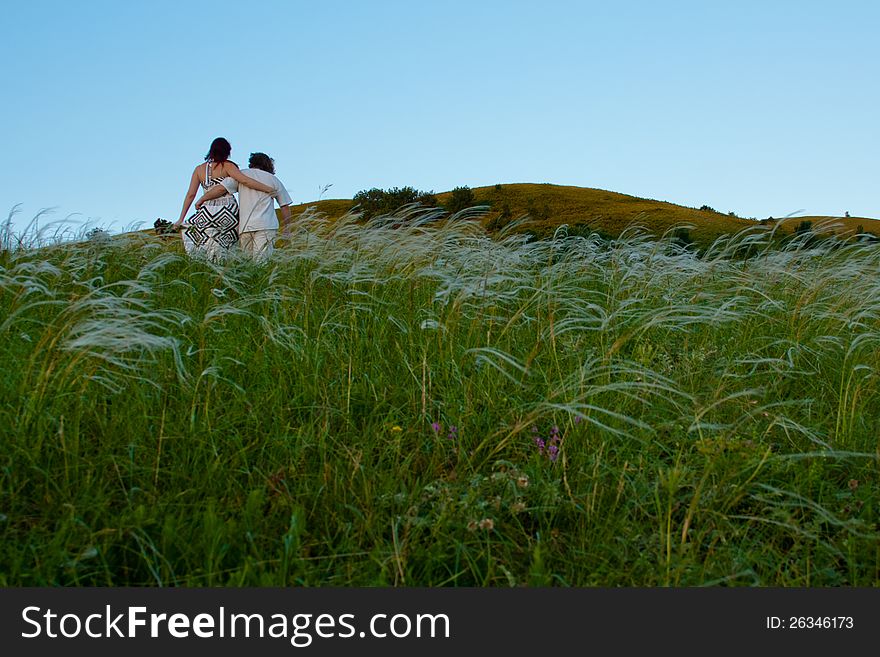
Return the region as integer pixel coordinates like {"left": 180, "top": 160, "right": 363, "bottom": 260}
{"left": 286, "top": 183, "right": 880, "bottom": 243}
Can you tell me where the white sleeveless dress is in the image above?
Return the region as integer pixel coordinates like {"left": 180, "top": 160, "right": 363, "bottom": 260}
{"left": 181, "top": 161, "right": 239, "bottom": 260}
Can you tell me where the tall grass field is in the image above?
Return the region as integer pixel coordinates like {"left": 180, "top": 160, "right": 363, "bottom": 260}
{"left": 1, "top": 208, "right": 878, "bottom": 586}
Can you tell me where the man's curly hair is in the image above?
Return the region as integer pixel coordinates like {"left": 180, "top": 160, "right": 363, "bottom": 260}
{"left": 248, "top": 152, "right": 275, "bottom": 175}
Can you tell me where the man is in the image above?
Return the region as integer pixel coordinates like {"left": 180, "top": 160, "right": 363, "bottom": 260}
{"left": 196, "top": 152, "right": 292, "bottom": 260}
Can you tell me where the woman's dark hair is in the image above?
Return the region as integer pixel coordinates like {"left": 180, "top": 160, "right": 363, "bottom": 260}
{"left": 248, "top": 152, "right": 275, "bottom": 174}
{"left": 205, "top": 137, "right": 232, "bottom": 163}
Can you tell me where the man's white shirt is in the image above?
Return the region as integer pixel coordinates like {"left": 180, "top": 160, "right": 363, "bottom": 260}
{"left": 222, "top": 168, "right": 292, "bottom": 232}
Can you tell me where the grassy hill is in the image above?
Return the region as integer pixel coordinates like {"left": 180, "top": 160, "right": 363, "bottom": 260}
{"left": 286, "top": 183, "right": 880, "bottom": 244}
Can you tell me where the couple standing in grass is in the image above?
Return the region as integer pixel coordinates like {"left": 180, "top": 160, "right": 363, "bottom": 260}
{"left": 173, "top": 137, "right": 293, "bottom": 261}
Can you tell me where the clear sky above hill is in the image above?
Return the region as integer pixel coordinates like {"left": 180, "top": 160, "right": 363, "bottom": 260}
{"left": 2, "top": 0, "right": 878, "bottom": 233}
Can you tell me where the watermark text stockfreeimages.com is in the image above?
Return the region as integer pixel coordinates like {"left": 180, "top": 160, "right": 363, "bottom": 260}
{"left": 21, "top": 605, "right": 450, "bottom": 647}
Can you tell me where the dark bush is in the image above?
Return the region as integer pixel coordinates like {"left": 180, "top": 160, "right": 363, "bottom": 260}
{"left": 795, "top": 220, "right": 813, "bottom": 234}
{"left": 672, "top": 227, "right": 694, "bottom": 249}
{"left": 486, "top": 204, "right": 513, "bottom": 232}
{"left": 525, "top": 198, "right": 551, "bottom": 220}
{"left": 790, "top": 220, "right": 822, "bottom": 248}
{"left": 154, "top": 218, "right": 177, "bottom": 235}
{"left": 352, "top": 186, "right": 437, "bottom": 220}
{"left": 699, "top": 205, "right": 716, "bottom": 212}
{"left": 448, "top": 186, "right": 476, "bottom": 214}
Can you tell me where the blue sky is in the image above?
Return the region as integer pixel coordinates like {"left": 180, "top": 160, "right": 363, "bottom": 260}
{"left": 2, "top": 0, "right": 878, "bottom": 233}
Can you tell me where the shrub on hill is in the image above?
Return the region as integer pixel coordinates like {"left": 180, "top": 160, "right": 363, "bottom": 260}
{"left": 672, "top": 227, "right": 694, "bottom": 249}
{"left": 699, "top": 205, "right": 716, "bottom": 213}
{"left": 352, "top": 186, "right": 438, "bottom": 220}
{"left": 486, "top": 203, "right": 514, "bottom": 232}
{"left": 790, "top": 220, "right": 822, "bottom": 248}
{"left": 448, "top": 186, "right": 476, "bottom": 213}
{"left": 526, "top": 198, "right": 552, "bottom": 220}
{"left": 795, "top": 220, "right": 813, "bottom": 234}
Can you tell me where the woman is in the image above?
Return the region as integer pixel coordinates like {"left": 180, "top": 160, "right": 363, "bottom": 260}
{"left": 173, "top": 137, "right": 275, "bottom": 260}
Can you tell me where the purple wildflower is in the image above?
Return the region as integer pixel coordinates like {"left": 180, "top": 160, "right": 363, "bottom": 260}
{"left": 574, "top": 415, "right": 582, "bottom": 424}
{"left": 447, "top": 425, "right": 458, "bottom": 440}
{"left": 431, "top": 422, "right": 441, "bottom": 433}
{"left": 529, "top": 424, "right": 563, "bottom": 461}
